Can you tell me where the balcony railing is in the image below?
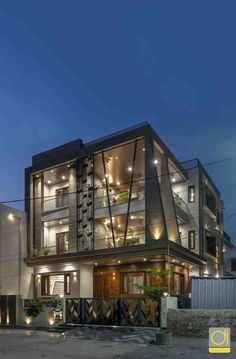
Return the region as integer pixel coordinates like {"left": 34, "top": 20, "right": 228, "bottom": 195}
{"left": 32, "top": 245, "right": 71, "bottom": 257}
{"left": 42, "top": 195, "right": 69, "bottom": 212}
{"left": 95, "top": 231, "right": 145, "bottom": 248}
{"left": 94, "top": 188, "right": 145, "bottom": 210}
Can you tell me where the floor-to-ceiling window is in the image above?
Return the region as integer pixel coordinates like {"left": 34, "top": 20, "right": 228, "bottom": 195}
{"left": 93, "top": 138, "right": 145, "bottom": 249}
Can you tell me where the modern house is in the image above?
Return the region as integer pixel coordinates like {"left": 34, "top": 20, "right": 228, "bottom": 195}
{"left": 24, "top": 122, "right": 229, "bottom": 299}
{"left": 0, "top": 204, "right": 33, "bottom": 298}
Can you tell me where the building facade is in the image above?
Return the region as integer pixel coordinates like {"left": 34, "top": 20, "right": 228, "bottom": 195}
{"left": 24, "top": 123, "right": 229, "bottom": 299}
{"left": 0, "top": 204, "right": 33, "bottom": 298}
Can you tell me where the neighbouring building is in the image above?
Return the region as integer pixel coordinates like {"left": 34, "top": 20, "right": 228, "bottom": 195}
{"left": 0, "top": 204, "right": 33, "bottom": 298}
{"left": 24, "top": 122, "right": 230, "bottom": 299}
{"left": 223, "top": 247, "right": 236, "bottom": 276}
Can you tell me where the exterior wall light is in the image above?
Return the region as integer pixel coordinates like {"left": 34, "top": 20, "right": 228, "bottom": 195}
{"left": 128, "top": 167, "right": 132, "bottom": 172}
{"left": 49, "top": 319, "right": 54, "bottom": 326}
{"left": 8, "top": 213, "right": 14, "bottom": 221}
{"left": 26, "top": 317, "right": 31, "bottom": 325}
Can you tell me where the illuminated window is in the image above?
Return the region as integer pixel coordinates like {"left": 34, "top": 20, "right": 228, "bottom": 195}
{"left": 188, "top": 185, "right": 195, "bottom": 203}
{"left": 121, "top": 272, "right": 148, "bottom": 294}
{"left": 41, "top": 274, "right": 70, "bottom": 295}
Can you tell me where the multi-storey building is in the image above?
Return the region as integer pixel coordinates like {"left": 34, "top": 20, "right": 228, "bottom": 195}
{"left": 24, "top": 123, "right": 229, "bottom": 299}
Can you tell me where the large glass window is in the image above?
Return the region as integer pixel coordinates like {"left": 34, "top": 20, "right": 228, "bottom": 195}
{"left": 93, "top": 138, "right": 145, "bottom": 248}
{"left": 121, "top": 272, "right": 146, "bottom": 294}
{"left": 41, "top": 274, "right": 70, "bottom": 296}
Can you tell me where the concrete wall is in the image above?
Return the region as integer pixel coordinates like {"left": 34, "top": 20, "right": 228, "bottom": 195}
{"left": 167, "top": 309, "right": 236, "bottom": 339}
{"left": 0, "top": 205, "right": 33, "bottom": 299}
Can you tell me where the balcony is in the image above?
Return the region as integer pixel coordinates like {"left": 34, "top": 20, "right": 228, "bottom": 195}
{"left": 42, "top": 195, "right": 69, "bottom": 213}
{"left": 173, "top": 192, "right": 189, "bottom": 224}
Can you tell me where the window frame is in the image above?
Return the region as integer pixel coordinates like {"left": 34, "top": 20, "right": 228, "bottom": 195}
{"left": 188, "top": 185, "right": 195, "bottom": 203}
{"left": 41, "top": 273, "right": 71, "bottom": 296}
{"left": 120, "top": 271, "right": 148, "bottom": 295}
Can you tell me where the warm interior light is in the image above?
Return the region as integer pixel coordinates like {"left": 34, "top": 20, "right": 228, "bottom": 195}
{"left": 8, "top": 213, "right": 14, "bottom": 221}
{"left": 47, "top": 180, "right": 51, "bottom": 184}
{"left": 117, "top": 181, "right": 120, "bottom": 186}
{"left": 59, "top": 221, "right": 63, "bottom": 225}
{"left": 117, "top": 260, "right": 121, "bottom": 264}
{"left": 94, "top": 262, "right": 98, "bottom": 266}
{"left": 118, "top": 224, "right": 121, "bottom": 228}
{"left": 115, "top": 156, "right": 118, "bottom": 160}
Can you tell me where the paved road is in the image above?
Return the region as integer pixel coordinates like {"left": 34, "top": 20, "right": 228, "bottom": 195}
{"left": 0, "top": 328, "right": 235, "bottom": 359}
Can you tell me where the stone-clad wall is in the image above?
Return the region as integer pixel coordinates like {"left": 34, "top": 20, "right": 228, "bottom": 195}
{"left": 167, "top": 309, "right": 236, "bottom": 339}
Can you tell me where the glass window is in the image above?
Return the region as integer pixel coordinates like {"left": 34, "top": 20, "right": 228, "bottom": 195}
{"left": 41, "top": 274, "right": 70, "bottom": 296}
{"left": 188, "top": 186, "right": 195, "bottom": 203}
{"left": 188, "top": 230, "right": 195, "bottom": 250}
{"left": 93, "top": 138, "right": 145, "bottom": 249}
{"left": 121, "top": 272, "right": 145, "bottom": 294}
{"left": 56, "top": 232, "right": 69, "bottom": 254}
{"left": 231, "top": 258, "right": 236, "bottom": 271}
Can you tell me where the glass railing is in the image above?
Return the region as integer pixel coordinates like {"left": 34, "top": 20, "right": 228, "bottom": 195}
{"left": 32, "top": 245, "right": 72, "bottom": 257}
{"left": 94, "top": 188, "right": 145, "bottom": 210}
{"left": 95, "top": 231, "right": 145, "bottom": 248}
{"left": 42, "top": 195, "right": 69, "bottom": 212}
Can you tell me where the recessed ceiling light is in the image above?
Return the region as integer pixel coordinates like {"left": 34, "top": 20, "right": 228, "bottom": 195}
{"left": 172, "top": 259, "right": 175, "bottom": 263}
{"left": 105, "top": 173, "right": 108, "bottom": 178}
{"left": 117, "top": 260, "right": 121, "bottom": 264}
{"left": 62, "top": 176, "right": 66, "bottom": 180}
{"left": 94, "top": 262, "right": 98, "bottom": 266}
{"left": 59, "top": 221, "right": 63, "bottom": 225}
{"left": 51, "top": 170, "right": 54, "bottom": 173}
{"left": 118, "top": 224, "right": 121, "bottom": 228}
{"left": 172, "top": 177, "right": 176, "bottom": 182}
{"left": 47, "top": 180, "right": 51, "bottom": 184}
{"left": 182, "top": 262, "right": 185, "bottom": 266}
{"left": 142, "top": 148, "right": 145, "bottom": 151}
{"left": 115, "top": 156, "right": 118, "bottom": 160}
{"left": 36, "top": 174, "right": 39, "bottom": 178}
{"left": 67, "top": 164, "right": 70, "bottom": 168}
{"left": 128, "top": 167, "right": 132, "bottom": 172}
{"left": 117, "top": 181, "right": 120, "bottom": 186}
{"left": 130, "top": 215, "right": 134, "bottom": 220}
{"left": 143, "top": 258, "right": 147, "bottom": 261}
{"left": 44, "top": 223, "right": 48, "bottom": 227}
{"left": 154, "top": 159, "right": 158, "bottom": 164}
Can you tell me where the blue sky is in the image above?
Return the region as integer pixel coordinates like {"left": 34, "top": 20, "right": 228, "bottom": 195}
{"left": 0, "top": 1, "right": 236, "bottom": 242}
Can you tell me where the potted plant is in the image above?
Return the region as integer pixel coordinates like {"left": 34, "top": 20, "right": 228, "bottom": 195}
{"left": 24, "top": 299, "right": 45, "bottom": 331}
{"left": 43, "top": 247, "right": 50, "bottom": 256}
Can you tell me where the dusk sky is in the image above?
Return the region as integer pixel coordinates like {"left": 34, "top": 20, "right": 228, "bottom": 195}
{"left": 0, "top": 1, "right": 236, "bottom": 243}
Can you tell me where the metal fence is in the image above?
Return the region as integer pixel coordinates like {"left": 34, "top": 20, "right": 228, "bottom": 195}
{"left": 191, "top": 277, "right": 236, "bottom": 309}
{"left": 66, "top": 297, "right": 160, "bottom": 327}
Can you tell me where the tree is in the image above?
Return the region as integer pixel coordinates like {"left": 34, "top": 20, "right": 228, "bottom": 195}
{"left": 137, "top": 268, "right": 172, "bottom": 302}
{"left": 24, "top": 299, "right": 45, "bottom": 330}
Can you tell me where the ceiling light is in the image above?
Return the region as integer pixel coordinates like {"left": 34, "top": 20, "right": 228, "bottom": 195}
{"left": 117, "top": 260, "right": 121, "bottom": 264}
{"left": 143, "top": 258, "right": 147, "bottom": 262}
{"left": 182, "top": 262, "right": 185, "bottom": 266}
{"left": 94, "top": 262, "right": 98, "bottom": 266}
{"left": 8, "top": 214, "right": 14, "bottom": 220}
{"left": 130, "top": 215, "right": 134, "bottom": 220}
{"left": 62, "top": 176, "right": 66, "bottom": 180}
{"left": 36, "top": 174, "right": 39, "bottom": 178}
{"left": 154, "top": 159, "right": 158, "bottom": 164}
{"left": 204, "top": 270, "right": 208, "bottom": 275}
{"left": 117, "top": 181, "right": 120, "bottom": 186}
{"left": 51, "top": 170, "right": 54, "bottom": 173}
{"left": 142, "top": 148, "right": 145, "bottom": 152}
{"left": 172, "top": 177, "right": 176, "bottom": 183}
{"left": 115, "top": 156, "right": 118, "bottom": 160}
{"left": 44, "top": 223, "right": 48, "bottom": 227}
{"left": 172, "top": 259, "right": 175, "bottom": 263}
{"left": 67, "top": 164, "right": 70, "bottom": 168}
{"left": 118, "top": 224, "right": 121, "bottom": 228}
{"left": 47, "top": 180, "right": 51, "bottom": 184}
{"left": 128, "top": 167, "right": 132, "bottom": 172}
{"left": 59, "top": 221, "right": 63, "bottom": 225}
{"left": 105, "top": 173, "right": 108, "bottom": 178}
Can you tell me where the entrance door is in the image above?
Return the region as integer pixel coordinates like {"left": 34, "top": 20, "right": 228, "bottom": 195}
{"left": 56, "top": 232, "right": 69, "bottom": 254}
